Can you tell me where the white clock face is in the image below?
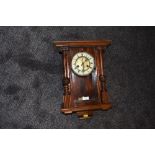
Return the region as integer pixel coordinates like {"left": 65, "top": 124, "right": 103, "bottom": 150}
{"left": 71, "top": 52, "right": 95, "bottom": 76}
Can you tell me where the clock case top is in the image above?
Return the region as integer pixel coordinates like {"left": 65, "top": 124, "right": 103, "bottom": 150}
{"left": 54, "top": 40, "right": 112, "bottom": 118}
{"left": 54, "top": 40, "right": 112, "bottom": 48}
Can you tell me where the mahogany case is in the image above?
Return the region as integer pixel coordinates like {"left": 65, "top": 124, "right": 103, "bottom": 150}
{"left": 54, "top": 40, "right": 112, "bottom": 118}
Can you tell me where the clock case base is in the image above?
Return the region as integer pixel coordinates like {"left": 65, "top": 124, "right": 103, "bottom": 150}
{"left": 61, "top": 103, "right": 112, "bottom": 119}
{"left": 54, "top": 40, "right": 112, "bottom": 119}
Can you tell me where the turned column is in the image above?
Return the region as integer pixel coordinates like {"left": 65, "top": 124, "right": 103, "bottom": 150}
{"left": 60, "top": 47, "right": 71, "bottom": 110}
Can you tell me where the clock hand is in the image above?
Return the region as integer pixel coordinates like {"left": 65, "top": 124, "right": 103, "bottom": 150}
{"left": 81, "top": 57, "right": 84, "bottom": 66}
{"left": 81, "top": 58, "right": 88, "bottom": 66}
{"left": 81, "top": 59, "right": 89, "bottom": 71}
{"left": 82, "top": 63, "right": 85, "bottom": 72}
{"left": 82, "top": 58, "right": 87, "bottom": 72}
{"left": 80, "top": 57, "right": 85, "bottom": 72}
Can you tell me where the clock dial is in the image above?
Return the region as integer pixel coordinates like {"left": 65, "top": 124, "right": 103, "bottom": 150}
{"left": 71, "top": 52, "right": 95, "bottom": 76}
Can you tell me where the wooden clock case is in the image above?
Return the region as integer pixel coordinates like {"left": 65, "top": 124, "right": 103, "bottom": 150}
{"left": 54, "top": 40, "right": 112, "bottom": 118}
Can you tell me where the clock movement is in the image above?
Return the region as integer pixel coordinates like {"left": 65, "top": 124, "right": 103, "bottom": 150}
{"left": 54, "top": 40, "right": 112, "bottom": 119}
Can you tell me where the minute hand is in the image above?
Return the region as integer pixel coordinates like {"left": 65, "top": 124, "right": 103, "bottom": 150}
{"left": 81, "top": 59, "right": 89, "bottom": 71}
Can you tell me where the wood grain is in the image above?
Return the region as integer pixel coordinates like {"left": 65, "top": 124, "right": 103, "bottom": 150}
{"left": 54, "top": 40, "right": 112, "bottom": 118}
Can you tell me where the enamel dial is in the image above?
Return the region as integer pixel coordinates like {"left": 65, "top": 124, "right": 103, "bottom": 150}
{"left": 71, "top": 52, "right": 95, "bottom": 76}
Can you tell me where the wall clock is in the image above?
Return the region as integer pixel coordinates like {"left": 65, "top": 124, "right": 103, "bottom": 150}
{"left": 54, "top": 40, "right": 112, "bottom": 119}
